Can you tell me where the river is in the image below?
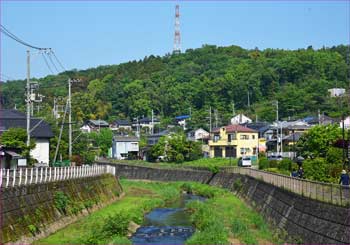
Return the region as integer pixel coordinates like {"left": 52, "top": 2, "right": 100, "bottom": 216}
{"left": 131, "top": 194, "right": 205, "bottom": 245}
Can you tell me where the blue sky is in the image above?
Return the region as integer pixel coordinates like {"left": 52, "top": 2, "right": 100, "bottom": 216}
{"left": 1, "top": 1, "right": 349, "bottom": 80}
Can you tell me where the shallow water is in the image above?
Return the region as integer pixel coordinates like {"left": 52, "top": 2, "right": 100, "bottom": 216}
{"left": 131, "top": 194, "right": 205, "bottom": 245}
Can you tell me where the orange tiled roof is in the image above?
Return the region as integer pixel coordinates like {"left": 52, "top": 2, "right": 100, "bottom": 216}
{"left": 211, "top": 124, "right": 257, "bottom": 133}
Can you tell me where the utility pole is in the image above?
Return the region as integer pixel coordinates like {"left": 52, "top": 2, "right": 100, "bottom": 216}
{"left": 151, "top": 109, "right": 154, "bottom": 135}
{"left": 209, "top": 107, "right": 212, "bottom": 132}
{"left": 26, "top": 50, "right": 31, "bottom": 147}
{"left": 68, "top": 78, "right": 80, "bottom": 159}
{"left": 273, "top": 100, "right": 279, "bottom": 154}
{"left": 68, "top": 79, "right": 72, "bottom": 159}
{"left": 214, "top": 109, "right": 218, "bottom": 128}
{"left": 53, "top": 97, "right": 57, "bottom": 118}
{"left": 232, "top": 102, "right": 235, "bottom": 117}
{"left": 247, "top": 91, "right": 250, "bottom": 107}
{"left": 280, "top": 122, "right": 283, "bottom": 155}
{"left": 137, "top": 117, "right": 140, "bottom": 138}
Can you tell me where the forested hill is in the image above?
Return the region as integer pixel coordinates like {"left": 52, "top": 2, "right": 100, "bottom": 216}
{"left": 1, "top": 44, "right": 349, "bottom": 129}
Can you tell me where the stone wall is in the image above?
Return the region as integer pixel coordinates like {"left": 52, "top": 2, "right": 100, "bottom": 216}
{"left": 211, "top": 171, "right": 350, "bottom": 244}
{"left": 0, "top": 174, "right": 123, "bottom": 244}
{"left": 108, "top": 163, "right": 213, "bottom": 183}
{"left": 108, "top": 163, "right": 350, "bottom": 244}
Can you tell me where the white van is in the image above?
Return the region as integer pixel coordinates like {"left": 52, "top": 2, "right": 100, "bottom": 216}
{"left": 238, "top": 157, "right": 252, "bottom": 167}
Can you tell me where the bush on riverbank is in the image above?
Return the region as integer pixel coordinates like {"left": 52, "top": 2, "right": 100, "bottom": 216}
{"left": 184, "top": 183, "right": 281, "bottom": 245}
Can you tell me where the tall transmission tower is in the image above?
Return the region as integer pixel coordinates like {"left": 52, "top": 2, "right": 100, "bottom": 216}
{"left": 173, "top": 4, "right": 181, "bottom": 54}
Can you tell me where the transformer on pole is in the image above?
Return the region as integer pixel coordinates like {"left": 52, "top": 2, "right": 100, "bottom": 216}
{"left": 173, "top": 4, "right": 181, "bottom": 54}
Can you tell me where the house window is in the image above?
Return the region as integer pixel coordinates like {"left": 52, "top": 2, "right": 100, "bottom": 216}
{"left": 213, "top": 134, "right": 220, "bottom": 142}
{"left": 228, "top": 133, "right": 236, "bottom": 142}
{"left": 253, "top": 147, "right": 257, "bottom": 155}
{"left": 240, "top": 135, "right": 249, "bottom": 140}
{"left": 252, "top": 135, "right": 255, "bottom": 139}
{"left": 240, "top": 148, "right": 251, "bottom": 155}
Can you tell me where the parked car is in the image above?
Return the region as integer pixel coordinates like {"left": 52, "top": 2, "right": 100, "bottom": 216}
{"left": 238, "top": 157, "right": 252, "bottom": 167}
{"left": 268, "top": 155, "right": 283, "bottom": 161}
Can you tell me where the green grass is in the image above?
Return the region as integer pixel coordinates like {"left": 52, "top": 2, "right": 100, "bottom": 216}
{"left": 35, "top": 180, "right": 281, "bottom": 245}
{"left": 184, "top": 183, "right": 283, "bottom": 245}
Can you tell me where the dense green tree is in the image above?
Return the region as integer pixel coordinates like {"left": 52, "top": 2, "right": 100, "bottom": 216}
{"left": 297, "top": 124, "right": 343, "bottom": 159}
{"left": 1, "top": 44, "right": 349, "bottom": 130}
{"left": 89, "top": 128, "right": 113, "bottom": 157}
{"left": 150, "top": 133, "right": 202, "bottom": 163}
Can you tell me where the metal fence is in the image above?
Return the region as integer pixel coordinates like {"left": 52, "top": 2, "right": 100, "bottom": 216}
{"left": 0, "top": 165, "right": 116, "bottom": 188}
{"left": 224, "top": 167, "right": 350, "bottom": 207}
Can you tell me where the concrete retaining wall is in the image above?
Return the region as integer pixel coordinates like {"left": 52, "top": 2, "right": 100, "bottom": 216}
{"left": 109, "top": 163, "right": 213, "bottom": 183}
{"left": 109, "top": 163, "right": 350, "bottom": 244}
{"left": 0, "top": 174, "right": 123, "bottom": 244}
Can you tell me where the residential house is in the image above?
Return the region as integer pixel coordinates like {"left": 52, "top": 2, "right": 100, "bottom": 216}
{"left": 110, "top": 119, "right": 132, "bottom": 131}
{"left": 208, "top": 124, "right": 258, "bottom": 159}
{"left": 328, "top": 88, "right": 346, "bottom": 97}
{"left": 0, "top": 145, "right": 27, "bottom": 169}
{"left": 187, "top": 128, "right": 210, "bottom": 157}
{"left": 187, "top": 128, "right": 209, "bottom": 142}
{"left": 231, "top": 114, "right": 252, "bottom": 125}
{"left": 80, "top": 119, "right": 109, "bottom": 133}
{"left": 266, "top": 120, "right": 311, "bottom": 158}
{"left": 112, "top": 136, "right": 139, "bottom": 160}
{"left": 147, "top": 130, "right": 171, "bottom": 146}
{"left": 175, "top": 115, "right": 190, "bottom": 130}
{"left": 133, "top": 117, "right": 160, "bottom": 133}
{"left": 0, "top": 109, "right": 54, "bottom": 167}
{"left": 340, "top": 116, "right": 350, "bottom": 129}
{"left": 303, "top": 115, "right": 337, "bottom": 125}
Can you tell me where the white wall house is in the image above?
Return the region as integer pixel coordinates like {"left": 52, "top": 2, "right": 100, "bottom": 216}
{"left": 31, "top": 138, "right": 50, "bottom": 165}
{"left": 187, "top": 128, "right": 209, "bottom": 141}
{"left": 231, "top": 114, "right": 252, "bottom": 125}
{"left": 328, "top": 88, "right": 346, "bottom": 97}
{"left": 112, "top": 136, "right": 139, "bottom": 160}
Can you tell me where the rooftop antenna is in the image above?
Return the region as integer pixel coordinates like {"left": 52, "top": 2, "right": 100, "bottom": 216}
{"left": 173, "top": 4, "right": 181, "bottom": 54}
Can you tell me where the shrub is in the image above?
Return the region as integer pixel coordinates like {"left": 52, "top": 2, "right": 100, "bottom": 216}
{"left": 28, "top": 224, "right": 39, "bottom": 236}
{"left": 175, "top": 153, "right": 185, "bottom": 163}
{"left": 102, "top": 212, "right": 130, "bottom": 237}
{"left": 233, "top": 178, "right": 243, "bottom": 191}
{"left": 54, "top": 191, "right": 70, "bottom": 214}
{"left": 181, "top": 183, "right": 193, "bottom": 193}
{"left": 187, "top": 220, "right": 228, "bottom": 244}
{"left": 278, "top": 159, "right": 293, "bottom": 171}
{"left": 258, "top": 157, "right": 269, "bottom": 169}
{"left": 268, "top": 160, "right": 278, "bottom": 168}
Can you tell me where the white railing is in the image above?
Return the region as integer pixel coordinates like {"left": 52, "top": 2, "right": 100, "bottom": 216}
{"left": 0, "top": 165, "right": 115, "bottom": 188}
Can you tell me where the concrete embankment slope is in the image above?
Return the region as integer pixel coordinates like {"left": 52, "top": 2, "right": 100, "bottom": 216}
{"left": 0, "top": 174, "right": 123, "bottom": 244}
{"left": 106, "top": 162, "right": 350, "bottom": 244}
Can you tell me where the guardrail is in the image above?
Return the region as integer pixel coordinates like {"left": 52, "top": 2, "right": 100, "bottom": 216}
{"left": 224, "top": 167, "right": 350, "bottom": 207}
{"left": 0, "top": 165, "right": 116, "bottom": 188}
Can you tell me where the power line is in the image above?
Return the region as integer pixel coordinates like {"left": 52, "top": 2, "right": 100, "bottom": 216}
{"left": 0, "top": 73, "right": 15, "bottom": 81}
{"left": 51, "top": 50, "right": 66, "bottom": 71}
{"left": 41, "top": 52, "right": 54, "bottom": 74}
{"left": 1, "top": 24, "right": 49, "bottom": 50}
{"left": 46, "top": 52, "right": 60, "bottom": 73}
{"left": 1, "top": 24, "right": 68, "bottom": 75}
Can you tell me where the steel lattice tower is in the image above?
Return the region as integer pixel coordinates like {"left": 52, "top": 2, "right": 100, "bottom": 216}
{"left": 173, "top": 4, "right": 181, "bottom": 54}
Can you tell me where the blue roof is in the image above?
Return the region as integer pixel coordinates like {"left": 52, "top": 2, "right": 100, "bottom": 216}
{"left": 175, "top": 115, "right": 190, "bottom": 120}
